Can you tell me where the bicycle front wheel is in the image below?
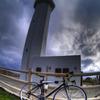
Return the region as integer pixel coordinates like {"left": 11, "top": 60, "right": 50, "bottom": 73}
{"left": 20, "top": 82, "right": 41, "bottom": 100}
{"left": 53, "top": 85, "right": 87, "bottom": 100}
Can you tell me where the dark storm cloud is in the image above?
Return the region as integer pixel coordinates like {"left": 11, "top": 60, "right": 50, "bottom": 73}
{"left": 74, "top": 0, "right": 100, "bottom": 58}
{"left": 96, "top": 43, "right": 100, "bottom": 51}
{"left": 0, "top": 0, "right": 29, "bottom": 69}
{"left": 82, "top": 59, "right": 93, "bottom": 68}
{"left": 20, "top": 0, "right": 34, "bottom": 19}
{"left": 72, "top": 0, "right": 100, "bottom": 71}
{"left": 0, "top": 0, "right": 99, "bottom": 72}
{"left": 46, "top": 0, "right": 77, "bottom": 56}
{"left": 74, "top": 0, "right": 100, "bottom": 27}
{"left": 47, "top": 0, "right": 100, "bottom": 71}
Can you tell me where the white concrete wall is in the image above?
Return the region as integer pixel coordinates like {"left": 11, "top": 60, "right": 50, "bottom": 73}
{"left": 31, "top": 55, "right": 81, "bottom": 86}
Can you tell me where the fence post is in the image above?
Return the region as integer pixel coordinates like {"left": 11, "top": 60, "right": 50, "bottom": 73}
{"left": 28, "top": 67, "right": 33, "bottom": 83}
{"left": 99, "top": 75, "right": 100, "bottom": 84}
{"left": 28, "top": 68, "right": 33, "bottom": 99}
{"left": 46, "top": 66, "right": 48, "bottom": 81}
{"left": 81, "top": 71, "right": 83, "bottom": 86}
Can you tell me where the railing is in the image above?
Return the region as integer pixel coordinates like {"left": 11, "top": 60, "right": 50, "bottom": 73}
{"left": 0, "top": 65, "right": 100, "bottom": 99}
{"left": 0, "top": 65, "right": 100, "bottom": 83}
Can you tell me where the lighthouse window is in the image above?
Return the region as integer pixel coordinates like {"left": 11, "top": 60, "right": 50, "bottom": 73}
{"left": 26, "top": 49, "right": 28, "bottom": 52}
{"left": 36, "top": 67, "right": 41, "bottom": 72}
{"left": 74, "top": 66, "right": 77, "bottom": 70}
{"left": 63, "top": 68, "right": 69, "bottom": 73}
{"left": 55, "top": 68, "right": 61, "bottom": 73}
{"left": 33, "top": 19, "right": 35, "bottom": 23}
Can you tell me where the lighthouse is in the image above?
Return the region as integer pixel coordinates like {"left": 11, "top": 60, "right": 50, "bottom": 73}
{"left": 21, "top": 0, "right": 55, "bottom": 80}
{"left": 20, "top": 0, "right": 81, "bottom": 86}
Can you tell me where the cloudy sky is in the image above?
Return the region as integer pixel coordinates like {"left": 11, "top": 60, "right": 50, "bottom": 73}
{"left": 0, "top": 0, "right": 100, "bottom": 72}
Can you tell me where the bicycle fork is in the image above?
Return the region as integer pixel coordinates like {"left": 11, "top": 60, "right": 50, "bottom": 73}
{"left": 64, "top": 85, "right": 71, "bottom": 100}
{"left": 38, "top": 84, "right": 46, "bottom": 100}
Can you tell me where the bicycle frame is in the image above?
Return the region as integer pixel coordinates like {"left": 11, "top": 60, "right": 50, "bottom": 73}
{"left": 28, "top": 80, "right": 68, "bottom": 99}
{"left": 46, "top": 82, "right": 66, "bottom": 98}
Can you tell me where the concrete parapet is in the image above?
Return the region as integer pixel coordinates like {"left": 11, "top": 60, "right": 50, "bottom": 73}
{"left": 81, "top": 85, "right": 100, "bottom": 98}
{"left": 0, "top": 80, "right": 20, "bottom": 97}
{"left": 0, "top": 73, "right": 27, "bottom": 89}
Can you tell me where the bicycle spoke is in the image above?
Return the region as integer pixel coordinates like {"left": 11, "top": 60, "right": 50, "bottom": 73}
{"left": 70, "top": 89, "right": 80, "bottom": 99}
{"left": 53, "top": 85, "right": 86, "bottom": 100}
{"left": 20, "top": 82, "right": 41, "bottom": 100}
{"left": 61, "top": 91, "right": 68, "bottom": 98}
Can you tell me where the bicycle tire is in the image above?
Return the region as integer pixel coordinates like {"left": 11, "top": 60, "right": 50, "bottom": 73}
{"left": 53, "top": 85, "right": 87, "bottom": 100}
{"left": 20, "top": 82, "right": 41, "bottom": 100}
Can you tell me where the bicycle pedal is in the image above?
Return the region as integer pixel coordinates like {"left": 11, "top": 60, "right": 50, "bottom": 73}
{"left": 38, "top": 95, "right": 46, "bottom": 100}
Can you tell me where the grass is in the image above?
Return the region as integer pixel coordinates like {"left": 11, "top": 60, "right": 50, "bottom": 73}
{"left": 0, "top": 87, "right": 20, "bottom": 100}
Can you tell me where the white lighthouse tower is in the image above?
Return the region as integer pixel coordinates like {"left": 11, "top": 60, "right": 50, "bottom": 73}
{"left": 21, "top": 0, "right": 55, "bottom": 80}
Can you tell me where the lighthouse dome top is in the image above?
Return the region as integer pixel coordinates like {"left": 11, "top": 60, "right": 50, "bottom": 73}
{"left": 34, "top": 0, "right": 55, "bottom": 11}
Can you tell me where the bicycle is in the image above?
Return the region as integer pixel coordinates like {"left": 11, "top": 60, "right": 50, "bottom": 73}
{"left": 20, "top": 72, "right": 87, "bottom": 100}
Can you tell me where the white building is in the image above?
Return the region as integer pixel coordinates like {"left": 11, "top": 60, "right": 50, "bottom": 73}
{"left": 21, "top": 55, "right": 81, "bottom": 86}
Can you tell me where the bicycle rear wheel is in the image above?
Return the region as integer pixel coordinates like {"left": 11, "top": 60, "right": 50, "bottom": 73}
{"left": 53, "top": 85, "right": 87, "bottom": 100}
{"left": 20, "top": 82, "right": 41, "bottom": 100}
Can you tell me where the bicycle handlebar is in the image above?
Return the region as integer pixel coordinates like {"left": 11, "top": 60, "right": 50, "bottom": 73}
{"left": 36, "top": 74, "right": 46, "bottom": 78}
{"left": 69, "top": 71, "right": 74, "bottom": 75}
{"left": 65, "top": 71, "right": 74, "bottom": 78}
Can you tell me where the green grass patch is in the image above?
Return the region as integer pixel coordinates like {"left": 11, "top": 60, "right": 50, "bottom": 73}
{"left": 0, "top": 87, "right": 20, "bottom": 100}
